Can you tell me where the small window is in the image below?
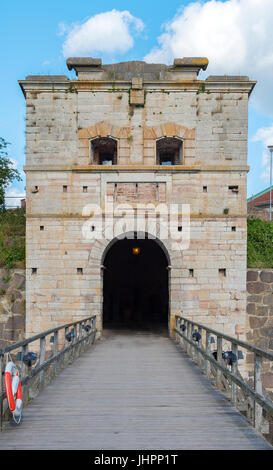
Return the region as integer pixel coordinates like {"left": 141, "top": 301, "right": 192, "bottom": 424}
{"left": 228, "top": 185, "right": 239, "bottom": 193}
{"left": 203, "top": 186, "right": 207, "bottom": 193}
{"left": 77, "top": 268, "right": 83, "bottom": 275}
{"left": 31, "top": 268, "right": 37, "bottom": 275}
{"left": 232, "top": 226, "right": 236, "bottom": 232}
{"left": 91, "top": 136, "right": 117, "bottom": 165}
{"left": 83, "top": 186, "right": 88, "bottom": 193}
{"left": 63, "top": 185, "right": 68, "bottom": 192}
{"left": 40, "top": 226, "right": 44, "bottom": 231}
{"left": 178, "top": 226, "right": 182, "bottom": 232}
{"left": 219, "top": 268, "right": 226, "bottom": 278}
{"left": 156, "top": 137, "right": 183, "bottom": 165}
{"left": 189, "top": 269, "right": 194, "bottom": 277}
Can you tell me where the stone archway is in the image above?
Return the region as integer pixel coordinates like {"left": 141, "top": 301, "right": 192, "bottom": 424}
{"left": 86, "top": 231, "right": 183, "bottom": 336}
{"left": 102, "top": 235, "right": 170, "bottom": 330}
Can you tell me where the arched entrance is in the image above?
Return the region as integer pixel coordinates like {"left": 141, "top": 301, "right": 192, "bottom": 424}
{"left": 102, "top": 235, "right": 169, "bottom": 330}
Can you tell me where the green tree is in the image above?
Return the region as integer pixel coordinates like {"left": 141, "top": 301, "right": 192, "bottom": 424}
{"left": 0, "top": 137, "right": 22, "bottom": 211}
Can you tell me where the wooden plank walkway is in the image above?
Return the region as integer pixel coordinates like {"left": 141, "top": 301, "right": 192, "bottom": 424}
{"left": 0, "top": 330, "right": 272, "bottom": 450}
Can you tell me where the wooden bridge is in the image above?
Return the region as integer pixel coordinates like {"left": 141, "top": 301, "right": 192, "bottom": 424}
{"left": 0, "top": 317, "right": 272, "bottom": 450}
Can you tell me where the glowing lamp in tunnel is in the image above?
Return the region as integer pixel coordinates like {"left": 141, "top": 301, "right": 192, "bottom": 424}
{"left": 132, "top": 247, "right": 141, "bottom": 255}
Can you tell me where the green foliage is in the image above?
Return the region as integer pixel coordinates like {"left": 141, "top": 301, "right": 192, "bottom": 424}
{"left": 0, "top": 208, "right": 25, "bottom": 268}
{"left": 0, "top": 138, "right": 22, "bottom": 211}
{"left": 247, "top": 217, "right": 273, "bottom": 268}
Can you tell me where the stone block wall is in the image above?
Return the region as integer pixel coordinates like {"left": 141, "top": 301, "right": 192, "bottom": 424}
{"left": 0, "top": 269, "right": 26, "bottom": 348}
{"left": 246, "top": 269, "right": 273, "bottom": 393}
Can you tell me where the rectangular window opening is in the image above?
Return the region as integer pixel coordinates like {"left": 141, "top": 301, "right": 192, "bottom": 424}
{"left": 189, "top": 269, "right": 194, "bottom": 277}
{"left": 31, "top": 268, "right": 37, "bottom": 275}
{"left": 63, "top": 185, "right": 68, "bottom": 192}
{"left": 77, "top": 268, "right": 83, "bottom": 275}
{"left": 219, "top": 268, "right": 226, "bottom": 278}
{"left": 228, "top": 185, "right": 239, "bottom": 193}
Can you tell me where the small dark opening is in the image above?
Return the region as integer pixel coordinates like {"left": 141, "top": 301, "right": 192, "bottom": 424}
{"left": 189, "top": 269, "right": 194, "bottom": 277}
{"left": 40, "top": 226, "right": 44, "bottom": 231}
{"left": 203, "top": 186, "right": 207, "bottom": 193}
{"left": 63, "top": 185, "right": 67, "bottom": 192}
{"left": 91, "top": 137, "right": 117, "bottom": 165}
{"left": 228, "top": 185, "right": 239, "bottom": 193}
{"left": 156, "top": 137, "right": 182, "bottom": 165}
{"left": 103, "top": 237, "right": 169, "bottom": 331}
{"left": 232, "top": 226, "right": 236, "bottom": 232}
{"left": 77, "top": 268, "right": 83, "bottom": 274}
{"left": 32, "top": 268, "right": 37, "bottom": 275}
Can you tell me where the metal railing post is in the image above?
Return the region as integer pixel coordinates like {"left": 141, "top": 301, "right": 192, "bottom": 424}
{"left": 231, "top": 342, "right": 238, "bottom": 406}
{"left": 254, "top": 353, "right": 263, "bottom": 432}
{"left": 39, "top": 336, "right": 46, "bottom": 389}
{"left": 216, "top": 336, "right": 223, "bottom": 389}
{"left": 53, "top": 330, "right": 59, "bottom": 376}
{"left": 206, "top": 331, "right": 211, "bottom": 379}
{"left": 197, "top": 326, "right": 202, "bottom": 369}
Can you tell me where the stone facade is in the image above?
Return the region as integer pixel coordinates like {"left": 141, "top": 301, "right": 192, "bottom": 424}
{"left": 19, "top": 58, "right": 256, "bottom": 339}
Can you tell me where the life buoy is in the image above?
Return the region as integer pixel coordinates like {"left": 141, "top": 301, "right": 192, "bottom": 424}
{"left": 4, "top": 361, "right": 23, "bottom": 423}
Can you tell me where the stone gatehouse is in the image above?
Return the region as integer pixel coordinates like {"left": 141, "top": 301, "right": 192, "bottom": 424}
{"left": 19, "top": 57, "right": 256, "bottom": 339}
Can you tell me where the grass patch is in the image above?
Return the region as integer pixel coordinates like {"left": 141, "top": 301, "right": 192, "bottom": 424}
{"left": 0, "top": 208, "right": 26, "bottom": 269}
{"left": 247, "top": 217, "right": 273, "bottom": 268}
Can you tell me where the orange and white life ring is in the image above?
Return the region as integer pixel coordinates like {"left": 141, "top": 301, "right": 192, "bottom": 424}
{"left": 4, "top": 361, "right": 22, "bottom": 423}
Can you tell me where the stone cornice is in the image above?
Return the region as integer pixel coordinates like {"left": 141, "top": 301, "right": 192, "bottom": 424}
{"left": 18, "top": 78, "right": 256, "bottom": 98}
{"left": 23, "top": 164, "right": 250, "bottom": 173}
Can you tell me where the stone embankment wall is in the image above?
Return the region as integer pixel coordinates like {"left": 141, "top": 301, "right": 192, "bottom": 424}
{"left": 0, "top": 268, "right": 26, "bottom": 348}
{"left": 246, "top": 269, "right": 273, "bottom": 392}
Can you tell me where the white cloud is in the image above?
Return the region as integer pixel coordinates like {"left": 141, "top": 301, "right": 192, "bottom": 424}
{"left": 144, "top": 0, "right": 273, "bottom": 116}
{"left": 62, "top": 10, "right": 144, "bottom": 57}
{"left": 252, "top": 124, "right": 273, "bottom": 182}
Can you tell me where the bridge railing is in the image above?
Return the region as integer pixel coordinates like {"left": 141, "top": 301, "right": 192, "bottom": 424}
{"left": 174, "top": 315, "right": 273, "bottom": 434}
{"left": 0, "top": 315, "right": 96, "bottom": 430}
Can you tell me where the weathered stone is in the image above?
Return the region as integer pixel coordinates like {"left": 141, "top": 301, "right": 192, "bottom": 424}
{"left": 247, "top": 282, "right": 269, "bottom": 295}
{"left": 11, "top": 299, "right": 25, "bottom": 315}
{"left": 247, "top": 294, "right": 262, "bottom": 303}
{"left": 263, "top": 373, "right": 273, "bottom": 389}
{"left": 263, "top": 293, "right": 273, "bottom": 305}
{"left": 260, "top": 271, "right": 273, "bottom": 283}
{"left": 247, "top": 270, "right": 259, "bottom": 282}
{"left": 261, "top": 327, "right": 273, "bottom": 338}
{"left": 246, "top": 303, "right": 256, "bottom": 315}
{"left": 256, "top": 305, "right": 268, "bottom": 316}
{"left": 6, "top": 288, "right": 22, "bottom": 301}
{"left": 249, "top": 316, "right": 267, "bottom": 329}
{"left": 9, "top": 273, "right": 25, "bottom": 290}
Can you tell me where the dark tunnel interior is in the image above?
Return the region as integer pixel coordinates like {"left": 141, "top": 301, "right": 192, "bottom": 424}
{"left": 103, "top": 237, "right": 169, "bottom": 330}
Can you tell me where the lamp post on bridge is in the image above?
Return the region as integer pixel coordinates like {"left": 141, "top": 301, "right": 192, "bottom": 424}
{"left": 267, "top": 145, "right": 273, "bottom": 221}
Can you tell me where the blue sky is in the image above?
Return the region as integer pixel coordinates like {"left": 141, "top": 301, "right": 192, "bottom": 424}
{"left": 1, "top": 0, "right": 273, "bottom": 205}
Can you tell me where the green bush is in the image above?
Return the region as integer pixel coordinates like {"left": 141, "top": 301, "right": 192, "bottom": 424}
{"left": 0, "top": 208, "right": 25, "bottom": 268}
{"left": 247, "top": 217, "right": 273, "bottom": 268}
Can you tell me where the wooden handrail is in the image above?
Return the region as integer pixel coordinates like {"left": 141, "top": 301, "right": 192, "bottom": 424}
{"left": 0, "top": 315, "right": 97, "bottom": 430}
{"left": 174, "top": 314, "right": 273, "bottom": 434}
